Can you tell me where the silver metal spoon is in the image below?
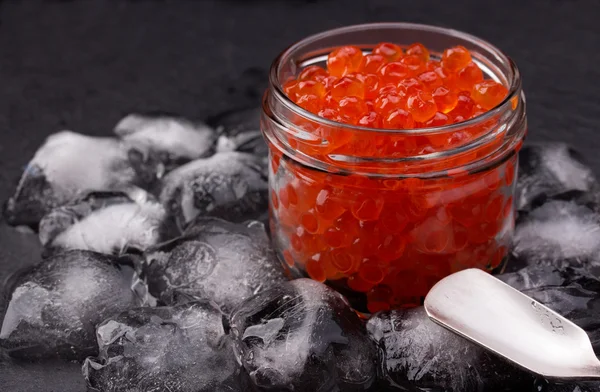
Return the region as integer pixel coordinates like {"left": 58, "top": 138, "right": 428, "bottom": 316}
{"left": 424, "top": 268, "right": 600, "bottom": 380}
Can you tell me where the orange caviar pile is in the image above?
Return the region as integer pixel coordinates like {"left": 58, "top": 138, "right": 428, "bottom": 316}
{"left": 271, "top": 42, "right": 516, "bottom": 313}
{"left": 283, "top": 43, "right": 508, "bottom": 132}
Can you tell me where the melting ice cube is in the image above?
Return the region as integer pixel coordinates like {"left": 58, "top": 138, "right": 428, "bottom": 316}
{"left": 3, "top": 131, "right": 159, "bottom": 228}
{"left": 516, "top": 143, "right": 598, "bottom": 211}
{"left": 159, "top": 151, "right": 269, "bottom": 229}
{"left": 114, "top": 112, "right": 218, "bottom": 172}
{"left": 143, "top": 217, "right": 286, "bottom": 314}
{"left": 367, "top": 306, "right": 534, "bottom": 392}
{"left": 230, "top": 278, "right": 376, "bottom": 391}
{"left": 39, "top": 190, "right": 173, "bottom": 256}
{"left": 0, "top": 250, "right": 150, "bottom": 360}
{"left": 510, "top": 196, "right": 600, "bottom": 272}
{"left": 82, "top": 301, "right": 244, "bottom": 392}
{"left": 208, "top": 107, "right": 268, "bottom": 157}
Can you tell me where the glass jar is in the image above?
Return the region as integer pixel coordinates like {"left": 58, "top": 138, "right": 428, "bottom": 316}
{"left": 261, "top": 23, "right": 526, "bottom": 313}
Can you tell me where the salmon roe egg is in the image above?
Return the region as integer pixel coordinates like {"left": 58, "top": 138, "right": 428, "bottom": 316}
{"left": 338, "top": 96, "right": 369, "bottom": 123}
{"left": 359, "top": 111, "right": 382, "bottom": 128}
{"left": 372, "top": 42, "right": 403, "bottom": 61}
{"left": 361, "top": 54, "right": 387, "bottom": 74}
{"left": 331, "top": 75, "right": 365, "bottom": 100}
{"left": 407, "top": 91, "right": 437, "bottom": 122}
{"left": 327, "top": 45, "right": 364, "bottom": 78}
{"left": 432, "top": 86, "right": 458, "bottom": 114}
{"left": 456, "top": 61, "right": 484, "bottom": 91}
{"left": 400, "top": 55, "right": 426, "bottom": 75}
{"left": 374, "top": 89, "right": 406, "bottom": 117}
{"left": 472, "top": 80, "right": 509, "bottom": 110}
{"left": 406, "top": 43, "right": 430, "bottom": 62}
{"left": 383, "top": 108, "right": 415, "bottom": 129}
{"left": 379, "top": 62, "right": 411, "bottom": 84}
{"left": 398, "top": 77, "right": 424, "bottom": 95}
{"left": 299, "top": 65, "right": 329, "bottom": 82}
{"left": 442, "top": 45, "right": 472, "bottom": 72}
{"left": 360, "top": 73, "right": 381, "bottom": 99}
{"left": 417, "top": 71, "right": 443, "bottom": 91}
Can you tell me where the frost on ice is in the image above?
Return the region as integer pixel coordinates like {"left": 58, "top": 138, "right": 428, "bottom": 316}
{"left": 114, "top": 112, "right": 218, "bottom": 172}
{"left": 159, "top": 151, "right": 269, "bottom": 229}
{"left": 3, "top": 131, "right": 159, "bottom": 227}
{"left": 82, "top": 301, "right": 243, "bottom": 392}
{"left": 510, "top": 195, "right": 600, "bottom": 273}
{"left": 230, "top": 279, "right": 376, "bottom": 391}
{"left": 0, "top": 250, "right": 149, "bottom": 360}
{"left": 516, "top": 143, "right": 599, "bottom": 210}
{"left": 367, "top": 306, "right": 534, "bottom": 392}
{"left": 143, "top": 217, "right": 286, "bottom": 313}
{"left": 208, "top": 107, "right": 268, "bottom": 157}
{"left": 38, "top": 190, "right": 172, "bottom": 256}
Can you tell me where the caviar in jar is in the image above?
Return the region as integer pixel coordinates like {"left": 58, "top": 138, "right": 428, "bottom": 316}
{"left": 262, "top": 23, "right": 526, "bottom": 313}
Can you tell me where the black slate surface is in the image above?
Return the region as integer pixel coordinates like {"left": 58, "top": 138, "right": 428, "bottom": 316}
{"left": 0, "top": 0, "right": 599, "bottom": 391}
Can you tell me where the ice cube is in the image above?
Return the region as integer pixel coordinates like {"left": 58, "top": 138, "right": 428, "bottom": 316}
{"left": 230, "top": 278, "right": 377, "bottom": 391}
{"left": 516, "top": 143, "right": 599, "bottom": 211}
{"left": 159, "top": 151, "right": 269, "bottom": 228}
{"left": 367, "top": 307, "right": 535, "bottom": 392}
{"left": 0, "top": 250, "right": 149, "bottom": 360}
{"left": 82, "top": 301, "right": 244, "bottom": 392}
{"left": 3, "top": 131, "right": 159, "bottom": 228}
{"left": 144, "top": 217, "right": 286, "bottom": 313}
{"left": 208, "top": 107, "right": 268, "bottom": 157}
{"left": 114, "top": 112, "right": 217, "bottom": 172}
{"left": 510, "top": 197, "right": 600, "bottom": 272}
{"left": 39, "top": 190, "right": 173, "bottom": 255}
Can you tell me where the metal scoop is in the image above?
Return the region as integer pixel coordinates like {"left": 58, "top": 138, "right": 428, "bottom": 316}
{"left": 424, "top": 268, "right": 600, "bottom": 380}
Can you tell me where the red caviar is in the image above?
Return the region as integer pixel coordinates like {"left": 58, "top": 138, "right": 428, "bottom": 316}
{"left": 288, "top": 43, "right": 506, "bottom": 131}
{"left": 270, "top": 41, "right": 517, "bottom": 312}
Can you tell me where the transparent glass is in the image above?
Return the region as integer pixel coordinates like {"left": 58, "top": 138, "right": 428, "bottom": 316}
{"left": 261, "top": 23, "right": 527, "bottom": 313}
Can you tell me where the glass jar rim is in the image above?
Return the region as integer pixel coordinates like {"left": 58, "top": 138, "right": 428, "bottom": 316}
{"left": 269, "top": 22, "right": 522, "bottom": 135}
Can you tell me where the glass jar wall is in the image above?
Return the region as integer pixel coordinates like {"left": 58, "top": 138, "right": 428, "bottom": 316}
{"left": 261, "top": 23, "right": 526, "bottom": 313}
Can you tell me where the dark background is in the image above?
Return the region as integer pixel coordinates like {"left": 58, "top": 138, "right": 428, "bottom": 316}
{"left": 0, "top": 0, "right": 599, "bottom": 391}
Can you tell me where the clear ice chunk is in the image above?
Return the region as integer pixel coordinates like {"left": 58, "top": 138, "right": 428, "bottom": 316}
{"left": 516, "top": 143, "right": 599, "bottom": 211}
{"left": 0, "top": 250, "right": 149, "bottom": 360}
{"left": 144, "top": 217, "right": 286, "bottom": 314}
{"left": 367, "top": 306, "right": 534, "bottom": 392}
{"left": 159, "top": 151, "right": 269, "bottom": 228}
{"left": 38, "top": 190, "right": 172, "bottom": 256}
{"left": 510, "top": 196, "right": 600, "bottom": 272}
{"left": 3, "top": 131, "right": 159, "bottom": 228}
{"left": 114, "top": 112, "right": 217, "bottom": 172}
{"left": 82, "top": 301, "right": 243, "bottom": 392}
{"left": 230, "top": 278, "right": 377, "bottom": 391}
{"left": 208, "top": 107, "right": 268, "bottom": 157}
